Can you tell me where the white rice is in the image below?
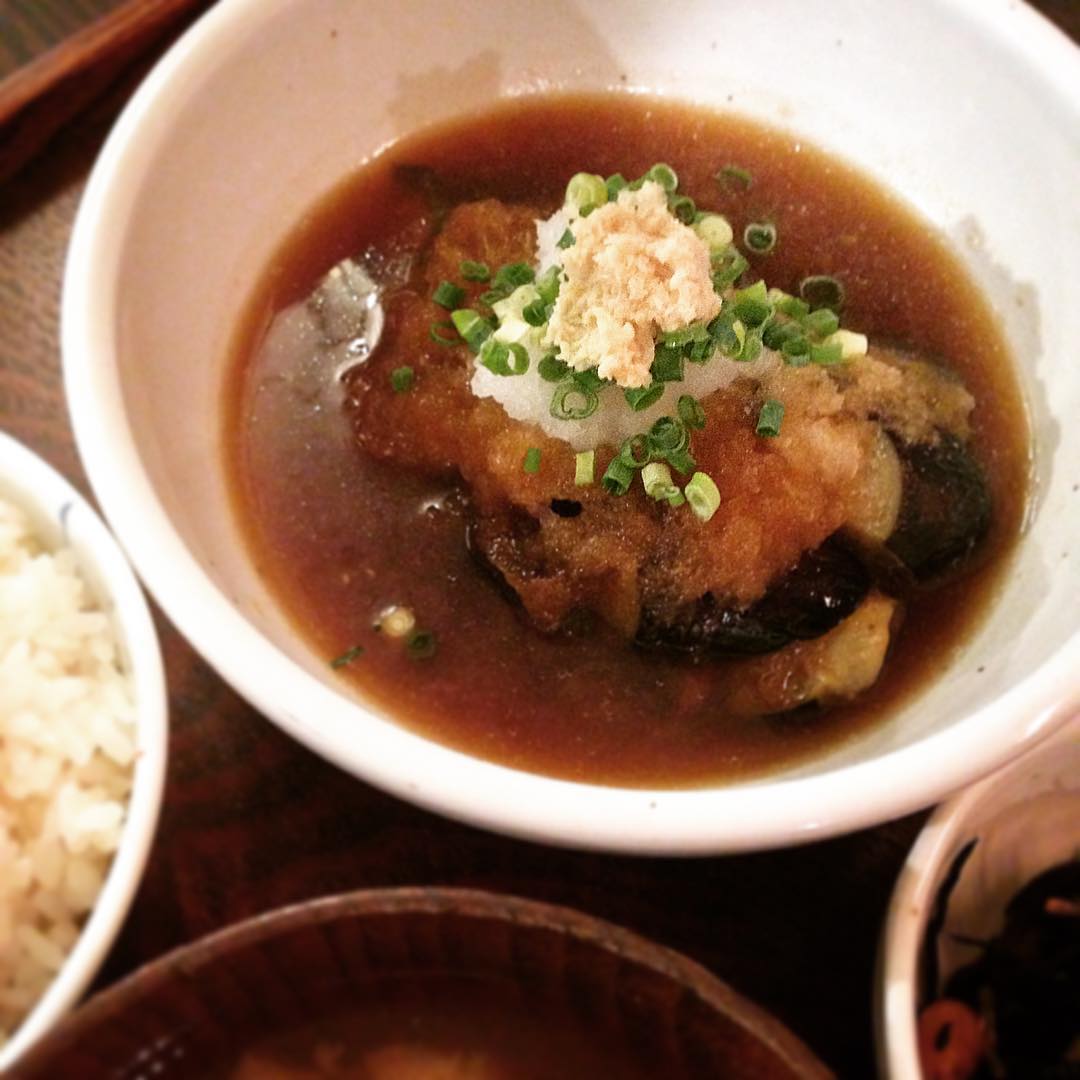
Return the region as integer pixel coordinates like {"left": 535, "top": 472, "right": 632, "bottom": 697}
{"left": 0, "top": 497, "right": 135, "bottom": 1047}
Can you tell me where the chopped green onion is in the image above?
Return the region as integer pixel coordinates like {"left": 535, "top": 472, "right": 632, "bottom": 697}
{"left": 375, "top": 605, "right": 415, "bottom": 638}
{"left": 756, "top": 399, "right": 785, "bottom": 437}
{"left": 684, "top": 471, "right": 722, "bottom": 522}
{"left": 731, "top": 281, "right": 772, "bottom": 329}
{"left": 557, "top": 228, "right": 575, "bottom": 249}
{"left": 429, "top": 320, "right": 458, "bottom": 347}
{"left": 565, "top": 172, "right": 608, "bottom": 212}
{"left": 432, "top": 280, "right": 466, "bottom": 309}
{"left": 661, "top": 322, "right": 710, "bottom": 348}
{"left": 716, "top": 164, "right": 752, "bottom": 191}
{"left": 668, "top": 194, "right": 696, "bottom": 224}
{"left": 390, "top": 366, "right": 414, "bottom": 393}
{"left": 823, "top": 329, "right": 868, "bottom": 359}
{"left": 740, "top": 332, "right": 764, "bottom": 363}
{"left": 478, "top": 339, "right": 508, "bottom": 374}
{"left": 688, "top": 337, "right": 715, "bottom": 364}
{"left": 799, "top": 274, "right": 845, "bottom": 312}
{"left": 732, "top": 318, "right": 747, "bottom": 353}
{"left": 732, "top": 294, "right": 772, "bottom": 328}
{"left": 492, "top": 262, "right": 535, "bottom": 292}
{"left": 809, "top": 341, "right": 845, "bottom": 366}
{"left": 667, "top": 491, "right": 686, "bottom": 508}
{"left": 406, "top": 630, "right": 438, "bottom": 660}
{"left": 624, "top": 383, "right": 665, "bottom": 412}
{"left": 522, "top": 298, "right": 548, "bottom": 327}
{"left": 648, "top": 415, "right": 689, "bottom": 455}
{"left": 646, "top": 163, "right": 678, "bottom": 192}
{"left": 651, "top": 347, "right": 685, "bottom": 383}
{"left": 329, "top": 644, "right": 364, "bottom": 669}
{"left": 642, "top": 461, "right": 680, "bottom": 501}
{"left": 677, "top": 394, "right": 706, "bottom": 430}
{"left": 481, "top": 268, "right": 534, "bottom": 309}
{"left": 523, "top": 447, "right": 542, "bottom": 474}
{"left": 602, "top": 456, "right": 635, "bottom": 496}
{"left": 804, "top": 308, "right": 840, "bottom": 339}
{"left": 479, "top": 338, "right": 529, "bottom": 376}
{"left": 692, "top": 213, "right": 734, "bottom": 253}
{"left": 459, "top": 260, "right": 490, "bottom": 282}
{"left": 710, "top": 245, "right": 749, "bottom": 291}
{"left": 775, "top": 294, "right": 811, "bottom": 321}
{"left": 451, "top": 308, "right": 493, "bottom": 351}
{"left": 492, "top": 317, "right": 534, "bottom": 348}
{"left": 647, "top": 417, "right": 695, "bottom": 474}
{"left": 535, "top": 266, "right": 562, "bottom": 305}
{"left": 762, "top": 320, "right": 802, "bottom": 350}
{"left": 735, "top": 279, "right": 769, "bottom": 303}
{"left": 619, "top": 433, "right": 652, "bottom": 468}
{"left": 490, "top": 285, "right": 538, "bottom": 325}
{"left": 665, "top": 447, "right": 697, "bottom": 475}
{"left": 506, "top": 343, "right": 529, "bottom": 373}
{"left": 575, "top": 450, "right": 595, "bottom": 486}
{"left": 781, "top": 335, "right": 811, "bottom": 364}
{"left": 707, "top": 311, "right": 740, "bottom": 356}
{"left": 605, "top": 173, "right": 627, "bottom": 201}
{"left": 550, "top": 378, "right": 600, "bottom": 421}
{"left": 572, "top": 367, "right": 606, "bottom": 393}
{"left": 537, "top": 353, "right": 569, "bottom": 382}
{"left": 743, "top": 222, "right": 777, "bottom": 254}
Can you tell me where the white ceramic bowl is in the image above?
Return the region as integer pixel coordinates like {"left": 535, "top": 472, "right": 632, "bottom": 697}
{"left": 876, "top": 712, "right": 1080, "bottom": 1079}
{"left": 62, "top": 0, "right": 1080, "bottom": 854}
{"left": 0, "top": 432, "right": 167, "bottom": 1069}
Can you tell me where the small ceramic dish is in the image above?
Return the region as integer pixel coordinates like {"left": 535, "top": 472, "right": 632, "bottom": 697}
{"left": 9, "top": 887, "right": 831, "bottom": 1078}
{"left": 0, "top": 431, "right": 167, "bottom": 1070}
{"left": 876, "top": 713, "right": 1080, "bottom": 1078}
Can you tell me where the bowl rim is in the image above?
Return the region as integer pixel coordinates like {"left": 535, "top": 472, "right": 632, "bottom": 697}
{"left": 9, "top": 886, "right": 831, "bottom": 1078}
{"left": 61, "top": 0, "right": 1080, "bottom": 855}
{"left": 873, "top": 713, "right": 1080, "bottom": 1078}
{"left": 0, "top": 431, "right": 168, "bottom": 1069}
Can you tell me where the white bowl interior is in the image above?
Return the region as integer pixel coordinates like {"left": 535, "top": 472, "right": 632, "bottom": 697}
{"left": 0, "top": 432, "right": 167, "bottom": 1069}
{"left": 877, "top": 714, "right": 1080, "bottom": 1078}
{"left": 63, "top": 0, "right": 1080, "bottom": 851}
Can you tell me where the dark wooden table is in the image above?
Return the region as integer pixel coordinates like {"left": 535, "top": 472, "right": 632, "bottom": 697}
{"left": 1, "top": 5, "right": 1076, "bottom": 1076}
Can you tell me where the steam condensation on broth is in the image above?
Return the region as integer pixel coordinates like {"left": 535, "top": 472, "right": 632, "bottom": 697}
{"left": 225, "top": 95, "right": 1028, "bottom": 786}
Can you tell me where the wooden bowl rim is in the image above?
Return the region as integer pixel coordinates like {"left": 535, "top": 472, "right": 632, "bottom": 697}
{"left": 13, "top": 887, "right": 832, "bottom": 1078}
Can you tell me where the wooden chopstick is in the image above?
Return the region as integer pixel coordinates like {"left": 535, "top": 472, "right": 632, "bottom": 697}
{"left": 0, "top": 0, "right": 210, "bottom": 182}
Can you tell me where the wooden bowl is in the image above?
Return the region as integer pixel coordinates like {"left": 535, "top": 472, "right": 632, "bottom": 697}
{"left": 10, "top": 888, "right": 831, "bottom": 1078}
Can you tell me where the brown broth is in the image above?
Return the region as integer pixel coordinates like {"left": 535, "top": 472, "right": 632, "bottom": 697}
{"left": 218, "top": 973, "right": 664, "bottom": 1080}
{"left": 224, "top": 94, "right": 1029, "bottom": 787}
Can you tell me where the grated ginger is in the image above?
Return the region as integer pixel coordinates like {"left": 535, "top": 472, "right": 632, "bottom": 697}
{"left": 543, "top": 181, "right": 721, "bottom": 388}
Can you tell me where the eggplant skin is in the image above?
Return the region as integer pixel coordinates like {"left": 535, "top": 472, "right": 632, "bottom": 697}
{"left": 887, "top": 434, "right": 992, "bottom": 580}
{"left": 636, "top": 537, "right": 870, "bottom": 657}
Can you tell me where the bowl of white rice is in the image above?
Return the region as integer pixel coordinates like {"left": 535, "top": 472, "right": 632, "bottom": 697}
{"left": 0, "top": 430, "right": 166, "bottom": 1069}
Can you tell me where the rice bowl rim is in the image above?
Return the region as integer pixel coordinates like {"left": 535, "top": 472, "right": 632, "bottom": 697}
{"left": 0, "top": 431, "right": 167, "bottom": 1070}
{"left": 61, "top": 0, "right": 1080, "bottom": 854}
